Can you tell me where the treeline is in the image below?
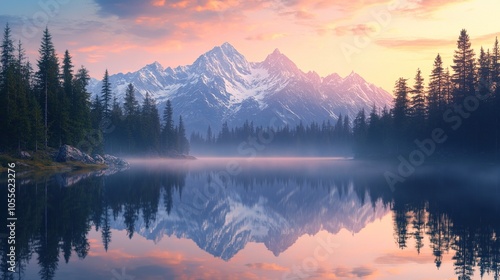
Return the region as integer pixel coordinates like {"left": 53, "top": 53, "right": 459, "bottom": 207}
{"left": 0, "top": 24, "right": 189, "bottom": 156}
{"left": 0, "top": 25, "right": 89, "bottom": 151}
{"left": 351, "top": 29, "right": 500, "bottom": 160}
{"left": 190, "top": 117, "right": 352, "bottom": 156}
{"left": 97, "top": 84, "right": 190, "bottom": 155}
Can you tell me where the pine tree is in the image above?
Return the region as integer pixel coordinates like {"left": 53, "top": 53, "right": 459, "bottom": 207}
{"left": 123, "top": 83, "right": 139, "bottom": 152}
{"left": 161, "top": 99, "right": 175, "bottom": 152}
{"left": 451, "top": 29, "right": 476, "bottom": 103}
{"left": 353, "top": 108, "right": 367, "bottom": 156}
{"left": 206, "top": 125, "right": 213, "bottom": 144}
{"left": 90, "top": 94, "right": 104, "bottom": 153}
{"left": 410, "top": 68, "right": 426, "bottom": 132}
{"left": 491, "top": 37, "right": 500, "bottom": 86}
{"left": 427, "top": 54, "right": 445, "bottom": 123}
{"left": 36, "top": 27, "right": 60, "bottom": 148}
{"left": 478, "top": 47, "right": 491, "bottom": 96}
{"left": 392, "top": 77, "right": 410, "bottom": 152}
{"left": 476, "top": 47, "right": 494, "bottom": 152}
{"left": 101, "top": 69, "right": 112, "bottom": 119}
{"left": 491, "top": 38, "right": 500, "bottom": 158}
{"left": 107, "top": 96, "right": 124, "bottom": 153}
{"left": 177, "top": 115, "right": 189, "bottom": 154}
{"left": 140, "top": 92, "right": 161, "bottom": 153}
{"left": 393, "top": 77, "right": 410, "bottom": 129}
{"left": 342, "top": 115, "right": 350, "bottom": 140}
{"left": 12, "top": 41, "right": 31, "bottom": 150}
{"left": 72, "top": 66, "right": 92, "bottom": 147}
{"left": 0, "top": 23, "right": 15, "bottom": 149}
{"left": 59, "top": 50, "right": 73, "bottom": 145}
{"left": 443, "top": 68, "right": 453, "bottom": 105}
{"left": 123, "top": 83, "right": 139, "bottom": 117}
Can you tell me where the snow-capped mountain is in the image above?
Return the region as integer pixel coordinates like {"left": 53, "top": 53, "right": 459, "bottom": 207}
{"left": 88, "top": 42, "right": 393, "bottom": 133}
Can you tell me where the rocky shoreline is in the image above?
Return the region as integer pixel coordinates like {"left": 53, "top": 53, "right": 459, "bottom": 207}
{"left": 55, "top": 145, "right": 129, "bottom": 167}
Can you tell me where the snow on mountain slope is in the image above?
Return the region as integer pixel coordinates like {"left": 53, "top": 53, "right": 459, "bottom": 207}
{"left": 88, "top": 42, "right": 393, "bottom": 133}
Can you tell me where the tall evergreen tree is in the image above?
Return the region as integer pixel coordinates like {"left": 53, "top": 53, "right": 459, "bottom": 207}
{"left": 36, "top": 27, "right": 60, "bottom": 148}
{"left": 0, "top": 23, "right": 15, "bottom": 149}
{"left": 451, "top": 29, "right": 476, "bottom": 103}
{"left": 12, "top": 41, "right": 31, "bottom": 150}
{"left": 443, "top": 68, "right": 453, "bottom": 105}
{"left": 101, "top": 69, "right": 112, "bottom": 119}
{"left": 491, "top": 38, "right": 500, "bottom": 158}
{"left": 176, "top": 115, "right": 189, "bottom": 154}
{"left": 161, "top": 99, "right": 175, "bottom": 153}
{"left": 59, "top": 50, "right": 73, "bottom": 145}
{"left": 410, "top": 68, "right": 426, "bottom": 132}
{"left": 427, "top": 54, "right": 445, "bottom": 122}
{"left": 90, "top": 94, "right": 104, "bottom": 153}
{"left": 392, "top": 77, "right": 410, "bottom": 129}
{"left": 140, "top": 92, "right": 161, "bottom": 153}
{"left": 0, "top": 24, "right": 14, "bottom": 147}
{"left": 72, "top": 66, "right": 92, "bottom": 147}
{"left": 392, "top": 77, "right": 410, "bottom": 152}
{"left": 123, "top": 83, "right": 139, "bottom": 152}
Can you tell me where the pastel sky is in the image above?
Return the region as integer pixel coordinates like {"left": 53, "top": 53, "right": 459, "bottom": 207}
{"left": 1, "top": 0, "right": 499, "bottom": 92}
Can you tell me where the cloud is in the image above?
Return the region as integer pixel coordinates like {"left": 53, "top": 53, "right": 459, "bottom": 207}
{"left": 245, "top": 262, "right": 289, "bottom": 271}
{"left": 245, "top": 33, "right": 287, "bottom": 41}
{"left": 374, "top": 251, "right": 435, "bottom": 264}
{"left": 332, "top": 24, "right": 378, "bottom": 36}
{"left": 375, "top": 38, "right": 455, "bottom": 50}
{"left": 396, "top": 0, "right": 474, "bottom": 16}
{"left": 279, "top": 9, "right": 316, "bottom": 20}
{"left": 333, "top": 266, "right": 376, "bottom": 278}
{"left": 473, "top": 32, "right": 500, "bottom": 46}
{"left": 92, "top": 0, "right": 264, "bottom": 19}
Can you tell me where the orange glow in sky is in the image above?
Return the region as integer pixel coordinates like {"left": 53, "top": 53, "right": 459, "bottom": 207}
{"left": 2, "top": 0, "right": 499, "bottom": 92}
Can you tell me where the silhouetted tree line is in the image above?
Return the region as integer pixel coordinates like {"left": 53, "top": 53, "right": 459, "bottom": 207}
{"left": 190, "top": 116, "right": 352, "bottom": 156}
{"left": 0, "top": 24, "right": 89, "bottom": 151}
{"left": 95, "top": 82, "right": 190, "bottom": 155}
{"left": 351, "top": 29, "right": 500, "bottom": 160}
{"left": 0, "top": 24, "right": 189, "bottom": 156}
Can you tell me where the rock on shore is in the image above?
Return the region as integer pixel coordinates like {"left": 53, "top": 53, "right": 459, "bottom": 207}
{"left": 55, "top": 145, "right": 129, "bottom": 167}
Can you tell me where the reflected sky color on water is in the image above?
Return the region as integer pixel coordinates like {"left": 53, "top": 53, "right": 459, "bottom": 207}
{"left": 2, "top": 158, "right": 500, "bottom": 280}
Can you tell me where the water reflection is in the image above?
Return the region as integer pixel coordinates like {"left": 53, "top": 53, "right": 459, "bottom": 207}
{"left": 1, "top": 159, "right": 499, "bottom": 279}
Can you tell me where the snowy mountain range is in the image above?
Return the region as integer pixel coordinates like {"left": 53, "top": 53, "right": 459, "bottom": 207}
{"left": 88, "top": 42, "right": 393, "bottom": 133}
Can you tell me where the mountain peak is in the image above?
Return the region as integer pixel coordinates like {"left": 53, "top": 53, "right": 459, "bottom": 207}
{"left": 344, "top": 71, "right": 365, "bottom": 83}
{"left": 221, "top": 42, "right": 236, "bottom": 51}
{"left": 142, "top": 61, "right": 164, "bottom": 72}
{"left": 262, "top": 48, "right": 301, "bottom": 77}
{"left": 192, "top": 42, "right": 251, "bottom": 76}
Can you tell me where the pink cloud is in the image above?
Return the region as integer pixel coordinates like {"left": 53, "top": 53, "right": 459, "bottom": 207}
{"left": 245, "top": 33, "right": 287, "bottom": 41}
{"left": 245, "top": 262, "right": 289, "bottom": 271}
{"left": 374, "top": 251, "right": 435, "bottom": 264}
{"left": 375, "top": 38, "right": 455, "bottom": 50}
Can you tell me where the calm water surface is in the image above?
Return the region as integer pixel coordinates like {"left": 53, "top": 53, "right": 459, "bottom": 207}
{"left": 1, "top": 158, "right": 500, "bottom": 280}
